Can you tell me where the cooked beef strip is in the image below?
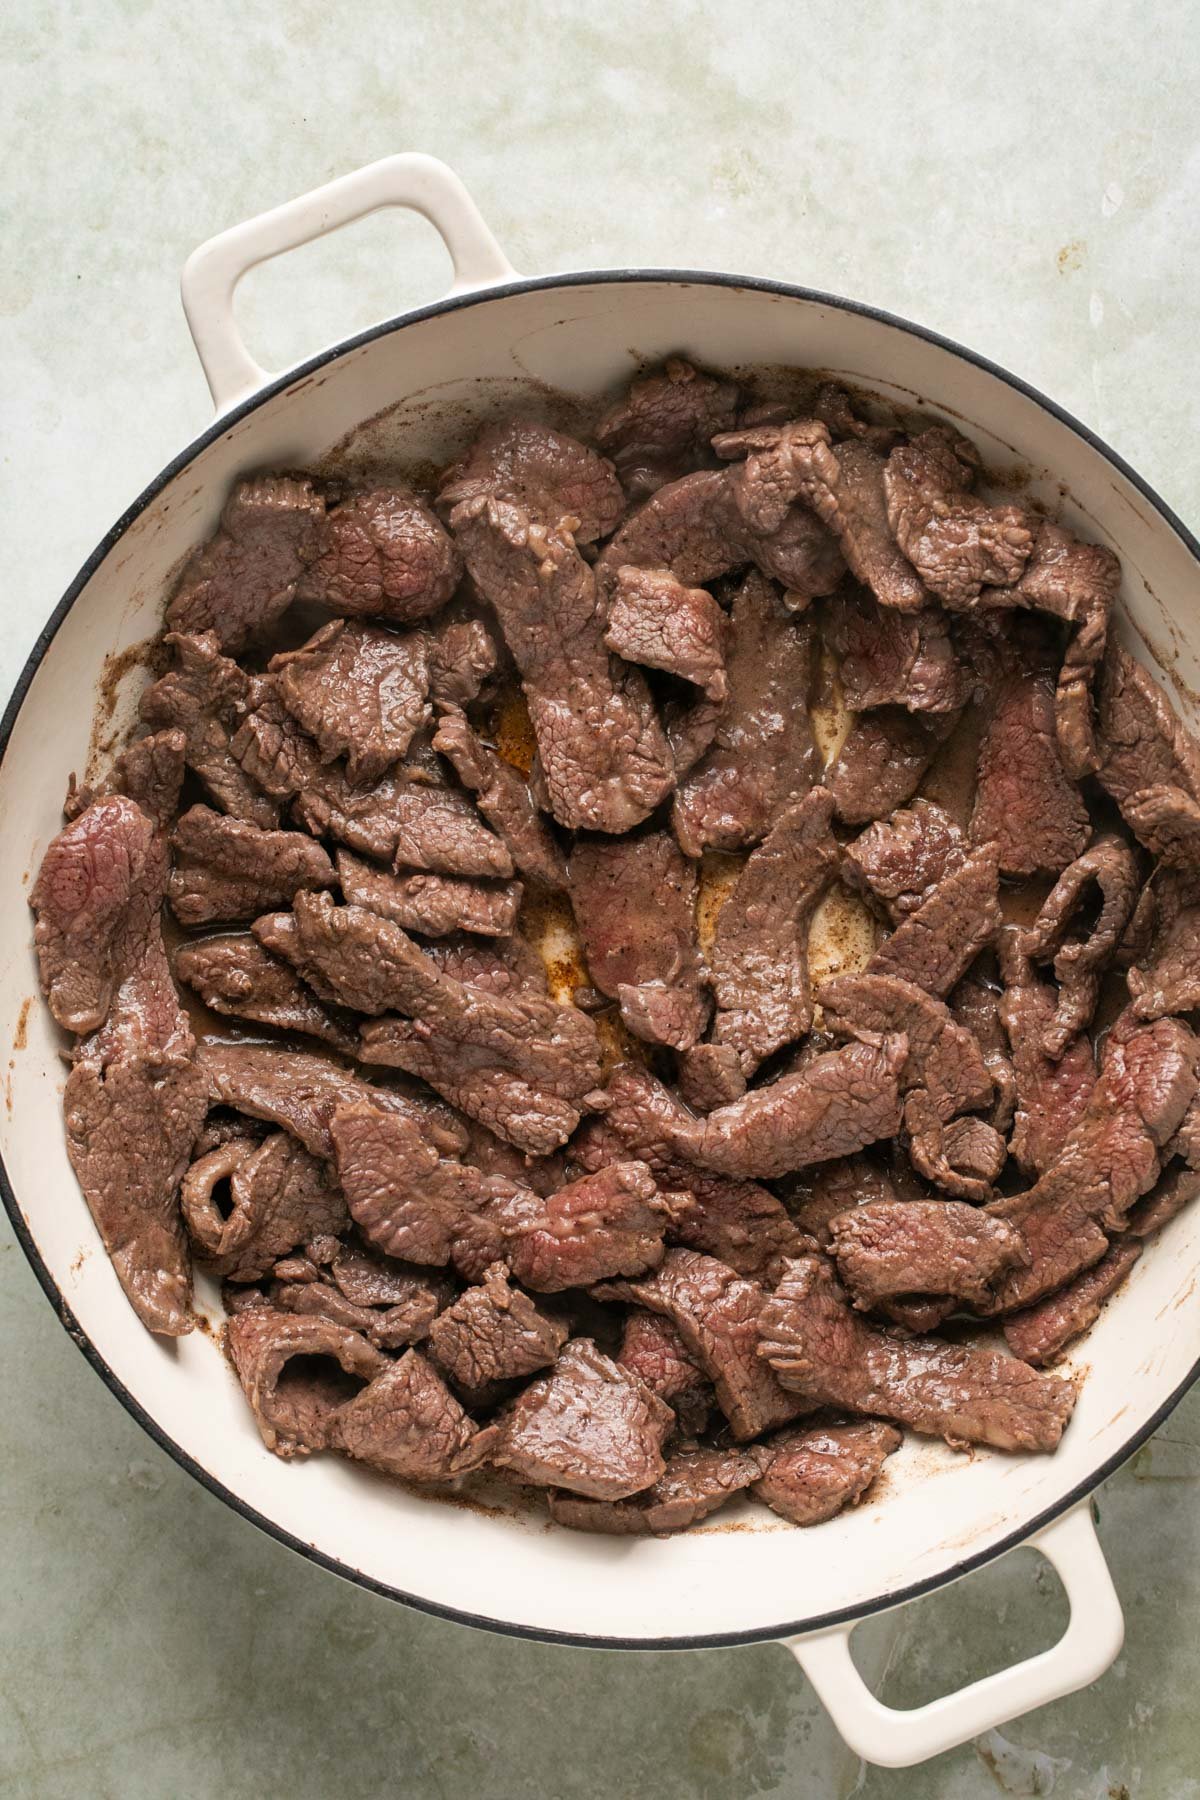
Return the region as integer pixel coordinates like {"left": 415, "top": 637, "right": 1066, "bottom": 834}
{"left": 678, "top": 1044, "right": 748, "bottom": 1112}
{"left": 490, "top": 1337, "right": 674, "bottom": 1499}
{"left": 428, "top": 1262, "right": 568, "bottom": 1389}
{"left": 986, "top": 1012, "right": 1199, "bottom": 1310}
{"left": 593, "top": 358, "right": 740, "bottom": 498}
{"left": 166, "top": 476, "right": 325, "bottom": 651}
{"left": 596, "top": 466, "right": 845, "bottom": 603}
{"left": 32, "top": 796, "right": 166, "bottom": 1034}
{"left": 970, "top": 651, "right": 1092, "bottom": 876}
{"left": 503, "top": 1162, "right": 680, "bottom": 1291}
{"left": 829, "top": 1200, "right": 1026, "bottom": 1311}
{"left": 759, "top": 1256, "right": 1076, "bottom": 1451}
{"left": 1126, "top": 1164, "right": 1200, "bottom": 1237}
{"left": 167, "top": 804, "right": 336, "bottom": 927}
{"left": 997, "top": 937, "right": 1097, "bottom": 1178}
{"left": 431, "top": 706, "right": 567, "bottom": 890}
{"left": 883, "top": 429, "right": 1034, "bottom": 608}
{"left": 1098, "top": 644, "right": 1200, "bottom": 863}
{"left": 335, "top": 848, "right": 521, "bottom": 939}
{"left": 175, "top": 934, "right": 355, "bottom": 1051}
{"left": 813, "top": 385, "right": 905, "bottom": 456}
{"left": 616, "top": 1308, "right": 714, "bottom": 1438}
{"left": 603, "top": 566, "right": 729, "bottom": 700}
{"left": 270, "top": 1274, "right": 440, "bottom": 1351}
{"left": 296, "top": 761, "right": 514, "bottom": 878}
{"left": 197, "top": 1040, "right": 465, "bottom": 1162}
{"left": 76, "top": 729, "right": 187, "bottom": 830}
{"left": 596, "top": 1248, "right": 807, "bottom": 1439}
{"left": 296, "top": 485, "right": 462, "bottom": 623}
{"left": 423, "top": 616, "right": 498, "bottom": 708}
{"left": 714, "top": 421, "right": 926, "bottom": 612}
{"left": 228, "top": 674, "right": 326, "bottom": 800}
{"left": 330, "top": 1103, "right": 492, "bottom": 1270}
{"left": 548, "top": 1444, "right": 764, "bottom": 1535}
{"left": 817, "top": 972, "right": 993, "bottom": 1121}
{"left": 567, "top": 830, "right": 709, "bottom": 1051}
{"left": 272, "top": 619, "right": 431, "bottom": 784}
{"left": 673, "top": 573, "right": 819, "bottom": 855}
{"left": 1002, "top": 1240, "right": 1142, "bottom": 1366}
{"left": 752, "top": 1420, "right": 901, "bottom": 1526}
{"left": 823, "top": 586, "right": 969, "bottom": 714}
{"left": 226, "top": 1305, "right": 387, "bottom": 1457}
{"left": 599, "top": 1038, "right": 906, "bottom": 1180}
{"left": 902, "top": 1090, "right": 1007, "bottom": 1201}
{"left": 1128, "top": 870, "right": 1200, "bottom": 1019}
{"left": 868, "top": 843, "right": 1001, "bottom": 997}
{"left": 1019, "top": 836, "right": 1140, "bottom": 1057}
{"left": 949, "top": 969, "right": 1018, "bottom": 1133}
{"left": 663, "top": 689, "right": 724, "bottom": 778}
{"left": 784, "top": 1155, "right": 905, "bottom": 1246}
{"left": 328, "top": 1241, "right": 454, "bottom": 1309}
{"left": 182, "top": 1129, "right": 348, "bottom": 1282}
{"left": 420, "top": 930, "right": 548, "bottom": 998}
{"left": 141, "top": 630, "right": 279, "bottom": 826}
{"left": 827, "top": 707, "right": 960, "bottom": 826}
{"left": 708, "top": 789, "right": 839, "bottom": 1074}
{"left": 843, "top": 800, "right": 967, "bottom": 922}
{"left": 439, "top": 418, "right": 626, "bottom": 543}
{"left": 332, "top": 1348, "right": 494, "bottom": 1479}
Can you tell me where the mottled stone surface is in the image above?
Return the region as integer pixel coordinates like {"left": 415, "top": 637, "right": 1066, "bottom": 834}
{"left": 4, "top": 0, "right": 1200, "bottom": 1792}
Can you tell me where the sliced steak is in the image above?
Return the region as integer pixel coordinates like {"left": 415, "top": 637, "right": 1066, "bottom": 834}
{"left": 829, "top": 1200, "right": 1026, "bottom": 1311}
{"left": 970, "top": 654, "right": 1092, "bottom": 876}
{"left": 336, "top": 849, "right": 521, "bottom": 939}
{"left": 1019, "top": 836, "right": 1140, "bottom": 1055}
{"left": 1126, "top": 1164, "right": 1200, "bottom": 1238}
{"left": 603, "top": 566, "right": 729, "bottom": 700}
{"left": 827, "top": 708, "right": 960, "bottom": 826}
{"left": 490, "top": 1337, "right": 674, "bottom": 1499}
{"left": 269, "top": 1274, "right": 441, "bottom": 1351}
{"left": 673, "top": 572, "right": 819, "bottom": 855}
{"left": 228, "top": 676, "right": 325, "bottom": 800}
{"left": 141, "top": 630, "right": 279, "bottom": 826}
{"left": 1098, "top": 645, "right": 1200, "bottom": 861}
{"left": 295, "top": 762, "right": 514, "bottom": 878}
{"left": 1128, "top": 870, "right": 1200, "bottom": 1020}
{"left": 439, "top": 418, "right": 625, "bottom": 543}
{"left": 813, "top": 385, "right": 904, "bottom": 455}
{"left": 883, "top": 429, "right": 1034, "bottom": 607}
{"left": 868, "top": 844, "right": 1001, "bottom": 997}
{"left": 706, "top": 789, "right": 838, "bottom": 1073}
{"left": 226, "top": 1306, "right": 387, "bottom": 1457}
{"left": 824, "top": 586, "right": 968, "bottom": 714}
{"left": 615, "top": 1309, "right": 713, "bottom": 1438}
{"left": 504, "top": 1162, "right": 679, "bottom": 1291}
{"left": 452, "top": 498, "right": 674, "bottom": 833}
{"left": 568, "top": 830, "right": 709, "bottom": 1051}
{"left": 424, "top": 616, "right": 498, "bottom": 707}
{"left": 421, "top": 930, "right": 548, "bottom": 997}
{"left": 94, "top": 729, "right": 187, "bottom": 829}
{"left": 167, "top": 804, "right": 335, "bottom": 926}
{"left": 272, "top": 619, "right": 431, "bottom": 783}
{"left": 950, "top": 970, "right": 1017, "bottom": 1132}
{"left": 998, "top": 938, "right": 1097, "bottom": 1178}
{"left": 182, "top": 1129, "right": 347, "bottom": 1282}
{"left": 1002, "top": 1241, "right": 1142, "bottom": 1367}
{"left": 760, "top": 1256, "right": 1076, "bottom": 1451}
{"left": 593, "top": 358, "right": 739, "bottom": 497}
{"left": 297, "top": 485, "right": 461, "bottom": 623}
{"left": 677, "top": 1043, "right": 747, "bottom": 1113}
{"left": 752, "top": 1420, "right": 901, "bottom": 1526}
{"left": 332, "top": 1349, "right": 493, "bottom": 1479}
{"left": 428, "top": 1262, "right": 568, "bottom": 1389}
{"left": 784, "top": 1154, "right": 905, "bottom": 1245}
{"left": 166, "top": 475, "right": 324, "bottom": 650}
{"left": 174, "top": 935, "right": 355, "bottom": 1052}
{"left": 548, "top": 1445, "right": 763, "bottom": 1535}
{"left": 330, "top": 1104, "right": 492, "bottom": 1270}
{"left": 432, "top": 705, "right": 567, "bottom": 890}
{"left": 844, "top": 800, "right": 968, "bottom": 922}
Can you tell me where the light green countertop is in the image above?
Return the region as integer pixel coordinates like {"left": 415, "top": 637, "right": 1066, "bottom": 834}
{"left": 3, "top": 2, "right": 1199, "bottom": 1792}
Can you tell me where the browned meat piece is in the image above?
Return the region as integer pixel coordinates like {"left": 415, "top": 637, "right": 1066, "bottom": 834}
{"left": 432, "top": 706, "right": 567, "bottom": 891}
{"left": 175, "top": 935, "right": 354, "bottom": 1052}
{"left": 677, "top": 1043, "right": 747, "bottom": 1112}
{"left": 333, "top": 1349, "right": 493, "bottom": 1479}
{"left": 181, "top": 1129, "right": 347, "bottom": 1282}
{"left": 269, "top": 1274, "right": 441, "bottom": 1351}
{"left": 428, "top": 1262, "right": 567, "bottom": 1389}
{"left": 297, "top": 485, "right": 461, "bottom": 624}
{"left": 884, "top": 429, "right": 1034, "bottom": 608}
{"left": 272, "top": 619, "right": 431, "bottom": 783}
{"left": 490, "top": 1338, "right": 674, "bottom": 1499}
{"left": 294, "top": 762, "right": 515, "bottom": 879}
{"left": 708, "top": 790, "right": 839, "bottom": 1074}
{"left": 167, "top": 804, "right": 335, "bottom": 927}
{"left": 1129, "top": 871, "right": 1200, "bottom": 1019}
{"left": 421, "top": 931, "right": 548, "bottom": 998}
{"left": 600, "top": 1038, "right": 906, "bottom": 1181}
{"left": 593, "top": 358, "right": 739, "bottom": 497}
{"left": 616, "top": 1309, "right": 713, "bottom": 1438}
{"left": 663, "top": 690, "right": 724, "bottom": 778}
{"left": 950, "top": 970, "right": 1017, "bottom": 1133}
{"left": 453, "top": 498, "right": 675, "bottom": 833}
{"left": 1003, "top": 1241, "right": 1142, "bottom": 1366}
{"left": 97, "top": 729, "right": 187, "bottom": 828}
{"left": 424, "top": 616, "right": 498, "bottom": 707}
{"left": 829, "top": 1200, "right": 1026, "bottom": 1311}
{"left": 228, "top": 675, "right": 325, "bottom": 800}
{"left": 827, "top": 708, "right": 960, "bottom": 826}
{"left": 568, "top": 831, "right": 709, "bottom": 1051}
{"left": 868, "top": 844, "right": 1001, "bottom": 998}
{"left": 504, "top": 1162, "right": 679, "bottom": 1291}
{"left": 987, "top": 1012, "right": 1199, "bottom": 1310}
{"left": 141, "top": 630, "right": 279, "bottom": 826}
{"left": 673, "top": 573, "right": 819, "bottom": 855}
{"left": 845, "top": 800, "right": 968, "bottom": 922}
{"left": 336, "top": 849, "right": 521, "bottom": 939}
{"left": 31, "top": 796, "right": 165, "bottom": 1033}
{"left": 226, "top": 1305, "right": 387, "bottom": 1457}
{"left": 166, "top": 476, "right": 325, "bottom": 650}
{"left": 327, "top": 1242, "right": 453, "bottom": 1309}
{"left": 548, "top": 1445, "right": 763, "bottom": 1535}
{"left": 760, "top": 1256, "right": 1076, "bottom": 1451}
{"left": 595, "top": 1248, "right": 806, "bottom": 1440}
{"left": 784, "top": 1155, "right": 904, "bottom": 1245}
{"left": 985, "top": 521, "right": 1121, "bottom": 777}
{"left": 603, "top": 567, "right": 729, "bottom": 700}
{"left": 596, "top": 467, "right": 845, "bottom": 602}
{"left": 1098, "top": 645, "right": 1200, "bottom": 863}
{"left": 1126, "top": 1165, "right": 1200, "bottom": 1237}
{"left": 439, "top": 418, "right": 625, "bottom": 543}
{"left": 825, "top": 586, "right": 968, "bottom": 715}
{"left": 330, "top": 1104, "right": 492, "bottom": 1270}
{"left": 1019, "top": 836, "right": 1140, "bottom": 1056}
{"left": 197, "top": 1040, "right": 465, "bottom": 1162}
{"left": 970, "top": 657, "right": 1092, "bottom": 877}
{"left": 714, "top": 421, "right": 926, "bottom": 612}
{"left": 813, "top": 385, "right": 904, "bottom": 456}
{"left": 902, "top": 1092, "right": 1007, "bottom": 1201}
{"left": 752, "top": 1420, "right": 901, "bottom": 1526}
{"left": 997, "top": 939, "right": 1097, "bottom": 1178}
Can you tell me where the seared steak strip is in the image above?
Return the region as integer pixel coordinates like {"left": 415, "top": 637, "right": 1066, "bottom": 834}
{"left": 439, "top": 418, "right": 625, "bottom": 543}
{"left": 824, "top": 585, "right": 968, "bottom": 714}
{"left": 333, "top": 1349, "right": 494, "bottom": 1480}
{"left": 1098, "top": 644, "right": 1200, "bottom": 863}
{"left": 883, "top": 429, "right": 1034, "bottom": 607}
{"left": 489, "top": 1338, "right": 674, "bottom": 1499}
{"left": 868, "top": 844, "right": 1001, "bottom": 998}
{"left": 997, "top": 935, "right": 1097, "bottom": 1178}
{"left": 182, "top": 1130, "right": 347, "bottom": 1282}
{"left": 166, "top": 476, "right": 324, "bottom": 651}
{"left": 603, "top": 566, "right": 729, "bottom": 700}
{"left": 428, "top": 1262, "right": 567, "bottom": 1391}
{"left": 336, "top": 849, "right": 522, "bottom": 939}
{"left": 226, "top": 1306, "right": 387, "bottom": 1458}
{"left": 844, "top": 801, "right": 967, "bottom": 921}
{"left": 593, "top": 358, "right": 739, "bottom": 498}
{"left": 969, "top": 646, "right": 1092, "bottom": 876}
{"left": 1019, "top": 836, "right": 1140, "bottom": 1056}
{"left": 829, "top": 1200, "right": 1027, "bottom": 1311}
{"left": 272, "top": 619, "right": 432, "bottom": 783}
{"left": 297, "top": 485, "right": 461, "bottom": 623}
{"left": 752, "top": 1420, "right": 901, "bottom": 1526}
{"left": 827, "top": 707, "right": 960, "bottom": 826}
{"left": 432, "top": 705, "right": 568, "bottom": 890}
{"left": 616, "top": 1308, "right": 714, "bottom": 1438}
{"left": 548, "top": 1445, "right": 764, "bottom": 1535}
{"left": 1003, "top": 1241, "right": 1142, "bottom": 1367}
{"left": 174, "top": 935, "right": 356, "bottom": 1052}
{"left": 167, "top": 804, "right": 335, "bottom": 926}
{"left": 1128, "top": 870, "right": 1200, "bottom": 1020}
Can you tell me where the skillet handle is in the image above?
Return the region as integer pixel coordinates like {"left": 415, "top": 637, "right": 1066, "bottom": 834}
{"left": 180, "top": 153, "right": 518, "bottom": 414}
{"left": 785, "top": 1500, "right": 1122, "bottom": 1770}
